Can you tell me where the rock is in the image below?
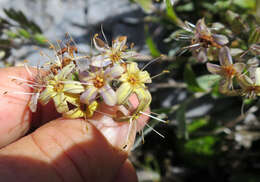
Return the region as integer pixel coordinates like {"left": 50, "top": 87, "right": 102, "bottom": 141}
{"left": 0, "top": 0, "right": 147, "bottom": 64}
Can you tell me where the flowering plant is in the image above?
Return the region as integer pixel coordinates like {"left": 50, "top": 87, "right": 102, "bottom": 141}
{"left": 8, "top": 34, "right": 167, "bottom": 151}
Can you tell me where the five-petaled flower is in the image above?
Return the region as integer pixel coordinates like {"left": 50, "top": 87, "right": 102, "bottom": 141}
{"left": 79, "top": 64, "right": 124, "bottom": 106}
{"left": 91, "top": 34, "right": 139, "bottom": 67}
{"left": 183, "top": 18, "right": 229, "bottom": 62}
{"left": 207, "top": 46, "right": 245, "bottom": 91}
{"left": 238, "top": 67, "right": 260, "bottom": 99}
{"left": 116, "top": 62, "right": 152, "bottom": 113}
{"left": 39, "top": 63, "right": 85, "bottom": 113}
{"left": 63, "top": 98, "right": 98, "bottom": 119}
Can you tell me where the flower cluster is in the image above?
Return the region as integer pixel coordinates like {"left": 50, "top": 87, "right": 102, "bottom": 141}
{"left": 10, "top": 34, "right": 158, "bottom": 150}
{"left": 26, "top": 35, "right": 152, "bottom": 120}
{"left": 175, "top": 18, "right": 229, "bottom": 62}
{"left": 176, "top": 18, "right": 260, "bottom": 100}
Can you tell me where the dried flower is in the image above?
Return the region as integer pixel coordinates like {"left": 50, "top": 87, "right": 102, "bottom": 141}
{"left": 181, "top": 18, "right": 229, "bottom": 62}
{"left": 207, "top": 46, "right": 245, "bottom": 90}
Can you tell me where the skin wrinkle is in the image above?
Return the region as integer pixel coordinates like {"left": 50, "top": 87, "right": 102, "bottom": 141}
{"left": 61, "top": 120, "right": 127, "bottom": 182}
{"left": 0, "top": 67, "right": 143, "bottom": 181}
{"left": 30, "top": 133, "right": 65, "bottom": 182}
{"left": 52, "top": 126, "right": 86, "bottom": 182}
{"left": 59, "top": 121, "right": 102, "bottom": 181}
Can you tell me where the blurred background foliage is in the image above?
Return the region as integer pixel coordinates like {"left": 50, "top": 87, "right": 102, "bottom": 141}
{"left": 0, "top": 8, "right": 47, "bottom": 65}
{"left": 1, "top": 0, "right": 260, "bottom": 181}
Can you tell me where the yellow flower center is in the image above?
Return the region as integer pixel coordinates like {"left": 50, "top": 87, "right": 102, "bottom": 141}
{"left": 110, "top": 51, "right": 121, "bottom": 62}
{"left": 127, "top": 74, "right": 138, "bottom": 85}
{"left": 93, "top": 76, "right": 104, "bottom": 88}
{"left": 53, "top": 82, "right": 64, "bottom": 92}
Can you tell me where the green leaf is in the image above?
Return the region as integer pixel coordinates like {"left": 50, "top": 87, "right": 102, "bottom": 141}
{"left": 18, "top": 28, "right": 30, "bottom": 39}
{"left": 196, "top": 74, "right": 221, "bottom": 91}
{"left": 145, "top": 25, "right": 161, "bottom": 57}
{"left": 4, "top": 8, "right": 42, "bottom": 33}
{"left": 233, "top": 0, "right": 256, "bottom": 9}
{"left": 187, "top": 118, "right": 208, "bottom": 134}
{"left": 184, "top": 64, "right": 205, "bottom": 92}
{"left": 176, "top": 2, "right": 194, "bottom": 12}
{"left": 176, "top": 101, "right": 188, "bottom": 139}
{"left": 214, "top": 1, "right": 231, "bottom": 10}
{"left": 5, "top": 30, "right": 18, "bottom": 39}
{"left": 184, "top": 136, "right": 218, "bottom": 156}
{"left": 248, "top": 27, "right": 260, "bottom": 44}
{"left": 225, "top": 10, "right": 245, "bottom": 34}
{"left": 165, "top": 0, "right": 183, "bottom": 26}
{"left": 134, "top": 0, "right": 154, "bottom": 13}
{"left": 33, "top": 33, "right": 47, "bottom": 44}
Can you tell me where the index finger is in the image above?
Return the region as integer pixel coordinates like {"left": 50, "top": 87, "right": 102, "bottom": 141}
{"left": 0, "top": 66, "right": 35, "bottom": 147}
{"left": 0, "top": 66, "right": 57, "bottom": 148}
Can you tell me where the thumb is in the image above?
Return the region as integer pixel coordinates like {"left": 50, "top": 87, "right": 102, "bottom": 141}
{"left": 0, "top": 118, "right": 130, "bottom": 182}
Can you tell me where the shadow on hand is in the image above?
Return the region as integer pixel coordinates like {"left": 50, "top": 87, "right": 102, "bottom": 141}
{"left": 0, "top": 121, "right": 127, "bottom": 182}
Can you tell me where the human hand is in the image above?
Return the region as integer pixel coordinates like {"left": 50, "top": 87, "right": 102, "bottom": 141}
{"left": 0, "top": 67, "right": 148, "bottom": 182}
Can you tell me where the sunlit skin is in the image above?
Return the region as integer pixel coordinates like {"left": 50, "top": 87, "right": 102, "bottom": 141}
{"left": 0, "top": 67, "right": 149, "bottom": 182}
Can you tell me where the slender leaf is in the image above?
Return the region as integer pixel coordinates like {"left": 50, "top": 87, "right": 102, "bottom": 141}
{"left": 134, "top": 0, "right": 154, "bottom": 13}
{"left": 145, "top": 25, "right": 161, "bottom": 57}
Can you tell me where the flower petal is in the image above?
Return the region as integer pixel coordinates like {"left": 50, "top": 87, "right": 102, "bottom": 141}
{"left": 93, "top": 34, "right": 109, "bottom": 52}
{"left": 127, "top": 62, "right": 139, "bottom": 74}
{"left": 134, "top": 88, "right": 152, "bottom": 113}
{"left": 247, "top": 57, "right": 259, "bottom": 80}
{"left": 121, "top": 51, "right": 139, "bottom": 59}
{"left": 255, "top": 68, "right": 260, "bottom": 85}
{"left": 139, "top": 71, "right": 152, "bottom": 83}
{"left": 219, "top": 46, "right": 233, "bottom": 65}
{"left": 80, "top": 86, "right": 98, "bottom": 104}
{"left": 105, "top": 64, "right": 124, "bottom": 78}
{"left": 56, "top": 62, "right": 75, "bottom": 80}
{"left": 213, "top": 34, "right": 229, "bottom": 45}
{"left": 63, "top": 108, "right": 84, "bottom": 119}
{"left": 112, "top": 36, "right": 127, "bottom": 51}
{"left": 197, "top": 48, "right": 208, "bottom": 63}
{"left": 233, "top": 63, "right": 245, "bottom": 75}
{"left": 65, "top": 93, "right": 79, "bottom": 105}
{"left": 123, "top": 116, "right": 137, "bottom": 152}
{"left": 29, "top": 92, "right": 39, "bottom": 112}
{"left": 53, "top": 93, "right": 69, "bottom": 113}
{"left": 63, "top": 82, "right": 85, "bottom": 94}
{"left": 91, "top": 55, "right": 112, "bottom": 67}
{"left": 196, "top": 18, "right": 211, "bottom": 36}
{"left": 100, "top": 84, "right": 116, "bottom": 106}
{"left": 206, "top": 63, "right": 222, "bottom": 74}
{"left": 86, "top": 101, "right": 98, "bottom": 118}
{"left": 39, "top": 86, "right": 56, "bottom": 105}
{"left": 116, "top": 82, "right": 133, "bottom": 104}
{"left": 237, "top": 75, "right": 254, "bottom": 89}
